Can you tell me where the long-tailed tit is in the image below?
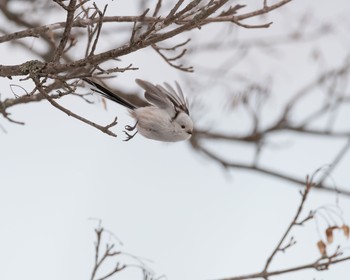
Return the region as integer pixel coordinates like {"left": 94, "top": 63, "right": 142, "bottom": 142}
{"left": 83, "top": 78, "right": 193, "bottom": 142}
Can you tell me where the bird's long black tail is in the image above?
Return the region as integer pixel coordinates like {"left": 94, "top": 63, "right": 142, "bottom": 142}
{"left": 83, "top": 78, "right": 137, "bottom": 110}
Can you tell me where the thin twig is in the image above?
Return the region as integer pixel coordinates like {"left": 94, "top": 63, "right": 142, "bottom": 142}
{"left": 215, "top": 178, "right": 350, "bottom": 280}
{"left": 33, "top": 77, "right": 118, "bottom": 137}
{"left": 88, "top": 4, "right": 107, "bottom": 57}
{"left": 52, "top": 0, "right": 77, "bottom": 62}
{"left": 263, "top": 177, "right": 313, "bottom": 271}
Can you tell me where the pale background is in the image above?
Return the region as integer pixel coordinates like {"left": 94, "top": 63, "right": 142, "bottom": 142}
{"left": 1, "top": 1, "right": 350, "bottom": 280}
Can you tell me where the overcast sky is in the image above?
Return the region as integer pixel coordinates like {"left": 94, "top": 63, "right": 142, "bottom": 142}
{"left": 1, "top": 1, "right": 350, "bottom": 280}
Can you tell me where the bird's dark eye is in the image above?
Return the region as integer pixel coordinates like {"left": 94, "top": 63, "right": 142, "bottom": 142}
{"left": 181, "top": 125, "right": 185, "bottom": 129}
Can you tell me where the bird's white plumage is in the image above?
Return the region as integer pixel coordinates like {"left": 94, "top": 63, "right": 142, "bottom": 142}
{"left": 84, "top": 78, "right": 193, "bottom": 142}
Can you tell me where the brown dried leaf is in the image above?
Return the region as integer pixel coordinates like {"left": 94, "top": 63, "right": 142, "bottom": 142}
{"left": 317, "top": 240, "right": 327, "bottom": 256}
{"left": 342, "top": 224, "right": 350, "bottom": 239}
{"left": 326, "top": 227, "right": 334, "bottom": 244}
{"left": 102, "top": 98, "right": 107, "bottom": 110}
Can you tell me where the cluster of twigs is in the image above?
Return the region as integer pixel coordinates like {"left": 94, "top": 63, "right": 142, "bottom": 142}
{"left": 90, "top": 175, "right": 349, "bottom": 280}
{"left": 91, "top": 226, "right": 126, "bottom": 280}
{"left": 190, "top": 59, "right": 350, "bottom": 196}
{"left": 0, "top": 0, "right": 292, "bottom": 133}
{"left": 90, "top": 221, "right": 163, "bottom": 280}
{"left": 218, "top": 174, "right": 350, "bottom": 280}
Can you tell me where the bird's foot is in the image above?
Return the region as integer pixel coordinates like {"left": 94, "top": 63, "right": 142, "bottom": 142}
{"left": 124, "top": 121, "right": 138, "bottom": 131}
{"left": 123, "top": 130, "right": 138, "bottom": 141}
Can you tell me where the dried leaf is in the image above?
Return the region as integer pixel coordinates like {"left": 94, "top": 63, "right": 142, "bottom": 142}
{"left": 326, "top": 227, "right": 334, "bottom": 244}
{"left": 342, "top": 224, "right": 350, "bottom": 239}
{"left": 317, "top": 240, "right": 327, "bottom": 256}
{"left": 102, "top": 98, "right": 107, "bottom": 110}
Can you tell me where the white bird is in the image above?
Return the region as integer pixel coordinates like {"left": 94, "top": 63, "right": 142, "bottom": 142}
{"left": 84, "top": 78, "right": 193, "bottom": 142}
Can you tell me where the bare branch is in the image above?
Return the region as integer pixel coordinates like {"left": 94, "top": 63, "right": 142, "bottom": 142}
{"left": 219, "top": 255, "right": 350, "bottom": 280}
{"left": 152, "top": 41, "right": 193, "bottom": 72}
{"left": 191, "top": 141, "right": 350, "bottom": 196}
{"left": 263, "top": 176, "right": 313, "bottom": 271}
{"left": 88, "top": 4, "right": 107, "bottom": 57}
{"left": 53, "top": 0, "right": 78, "bottom": 62}
{"left": 216, "top": 177, "right": 350, "bottom": 280}
{"left": 33, "top": 77, "right": 118, "bottom": 137}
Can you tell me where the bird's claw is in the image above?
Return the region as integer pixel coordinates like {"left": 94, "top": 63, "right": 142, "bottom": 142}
{"left": 123, "top": 130, "right": 138, "bottom": 141}
{"left": 125, "top": 125, "right": 134, "bottom": 131}
{"left": 124, "top": 121, "right": 138, "bottom": 132}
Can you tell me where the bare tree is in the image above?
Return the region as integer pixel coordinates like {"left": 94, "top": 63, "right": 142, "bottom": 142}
{"left": 0, "top": 0, "right": 349, "bottom": 279}
{"left": 0, "top": 0, "right": 292, "bottom": 134}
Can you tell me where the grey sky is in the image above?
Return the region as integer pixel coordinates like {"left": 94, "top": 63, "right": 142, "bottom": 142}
{"left": 1, "top": 1, "right": 350, "bottom": 280}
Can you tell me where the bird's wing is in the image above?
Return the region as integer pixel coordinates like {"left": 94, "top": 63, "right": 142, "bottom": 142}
{"left": 163, "top": 82, "right": 189, "bottom": 115}
{"left": 136, "top": 79, "right": 174, "bottom": 111}
{"left": 136, "top": 79, "right": 190, "bottom": 116}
